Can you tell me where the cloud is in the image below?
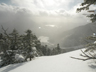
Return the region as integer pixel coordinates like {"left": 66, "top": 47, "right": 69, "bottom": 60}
{"left": 38, "top": 36, "right": 49, "bottom": 43}
{"left": 0, "top": 0, "right": 93, "bottom": 45}
{"left": 39, "top": 10, "right": 49, "bottom": 16}
{"left": 11, "top": 0, "right": 83, "bottom": 11}
{"left": 0, "top": 3, "right": 89, "bottom": 32}
{"left": 45, "top": 25, "right": 55, "bottom": 27}
{"left": 0, "top": 3, "right": 37, "bottom": 33}
{"left": 0, "top": 0, "right": 91, "bottom": 39}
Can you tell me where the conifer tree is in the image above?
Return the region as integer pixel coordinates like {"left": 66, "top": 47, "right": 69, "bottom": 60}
{"left": 71, "top": 0, "right": 96, "bottom": 61}
{"left": 23, "top": 29, "right": 34, "bottom": 61}
{"left": 0, "top": 28, "right": 19, "bottom": 67}
{"left": 56, "top": 44, "right": 61, "bottom": 54}
{"left": 9, "top": 29, "right": 20, "bottom": 50}
{"left": 77, "top": 0, "right": 96, "bottom": 22}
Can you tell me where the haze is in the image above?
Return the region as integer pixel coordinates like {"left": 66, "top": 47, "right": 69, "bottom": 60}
{"left": 0, "top": 0, "right": 94, "bottom": 44}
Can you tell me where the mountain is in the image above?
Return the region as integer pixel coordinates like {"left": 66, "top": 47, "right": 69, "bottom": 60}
{"left": 57, "top": 23, "right": 96, "bottom": 47}
{"left": 1, "top": 22, "right": 96, "bottom": 48}
{"left": 0, "top": 49, "right": 96, "bottom": 72}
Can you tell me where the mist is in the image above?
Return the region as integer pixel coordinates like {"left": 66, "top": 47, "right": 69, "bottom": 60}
{"left": 0, "top": 0, "right": 92, "bottom": 45}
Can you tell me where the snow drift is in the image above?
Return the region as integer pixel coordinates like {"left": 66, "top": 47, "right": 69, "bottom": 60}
{"left": 15, "top": 54, "right": 25, "bottom": 62}
{"left": 0, "top": 49, "right": 96, "bottom": 72}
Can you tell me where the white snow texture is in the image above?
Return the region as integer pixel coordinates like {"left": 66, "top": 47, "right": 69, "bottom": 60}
{"left": 0, "top": 49, "right": 96, "bottom": 72}
{"left": 15, "top": 54, "right": 25, "bottom": 62}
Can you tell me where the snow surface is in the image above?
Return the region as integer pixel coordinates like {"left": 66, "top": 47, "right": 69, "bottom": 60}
{"left": 15, "top": 54, "right": 25, "bottom": 62}
{"left": 0, "top": 49, "right": 96, "bottom": 72}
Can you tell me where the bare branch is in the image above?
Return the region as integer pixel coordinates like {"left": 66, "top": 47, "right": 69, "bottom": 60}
{"left": 81, "top": 50, "right": 90, "bottom": 57}
{"left": 71, "top": 50, "right": 96, "bottom": 61}
{"left": 70, "top": 56, "right": 89, "bottom": 61}
{"left": 88, "top": 52, "right": 94, "bottom": 57}
{"left": 71, "top": 56, "right": 96, "bottom": 61}
{"left": 1, "top": 25, "right": 10, "bottom": 39}
{"left": 80, "top": 54, "right": 88, "bottom": 57}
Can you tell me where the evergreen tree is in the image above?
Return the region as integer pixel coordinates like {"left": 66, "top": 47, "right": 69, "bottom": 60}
{"left": 77, "top": 0, "right": 96, "bottom": 22}
{"left": 51, "top": 48, "right": 57, "bottom": 55}
{"left": 23, "top": 30, "right": 34, "bottom": 61}
{"left": 40, "top": 45, "right": 47, "bottom": 55}
{"left": 0, "top": 28, "right": 23, "bottom": 66}
{"left": 0, "top": 36, "right": 15, "bottom": 66}
{"left": 0, "top": 26, "right": 44, "bottom": 67}
{"left": 0, "top": 26, "right": 55, "bottom": 67}
{"left": 56, "top": 44, "right": 61, "bottom": 54}
{"left": 34, "top": 38, "right": 43, "bottom": 56}
{"left": 23, "top": 29, "right": 40, "bottom": 61}
{"left": 9, "top": 29, "right": 20, "bottom": 50}
{"left": 71, "top": 0, "right": 96, "bottom": 61}
{"left": 51, "top": 44, "right": 61, "bottom": 55}
{"left": 47, "top": 48, "right": 51, "bottom": 55}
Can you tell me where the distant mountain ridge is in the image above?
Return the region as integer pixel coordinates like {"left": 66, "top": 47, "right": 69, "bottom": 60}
{"left": 58, "top": 23, "right": 96, "bottom": 47}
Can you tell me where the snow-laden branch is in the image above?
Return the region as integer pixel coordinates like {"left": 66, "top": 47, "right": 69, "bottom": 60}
{"left": 71, "top": 50, "right": 96, "bottom": 61}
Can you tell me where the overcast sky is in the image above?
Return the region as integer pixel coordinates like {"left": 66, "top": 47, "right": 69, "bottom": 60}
{"left": 0, "top": 0, "right": 94, "bottom": 43}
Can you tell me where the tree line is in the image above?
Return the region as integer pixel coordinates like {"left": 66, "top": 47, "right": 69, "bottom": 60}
{"left": 0, "top": 26, "right": 62, "bottom": 67}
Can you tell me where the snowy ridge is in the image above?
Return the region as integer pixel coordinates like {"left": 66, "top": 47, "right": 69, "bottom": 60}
{"left": 0, "top": 49, "right": 96, "bottom": 72}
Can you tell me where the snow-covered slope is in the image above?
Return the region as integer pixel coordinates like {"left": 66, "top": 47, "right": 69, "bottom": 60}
{"left": 0, "top": 50, "right": 96, "bottom": 72}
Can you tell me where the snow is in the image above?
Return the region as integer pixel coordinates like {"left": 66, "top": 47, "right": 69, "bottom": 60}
{"left": 94, "top": 10, "right": 96, "bottom": 14}
{"left": 0, "top": 49, "right": 96, "bottom": 72}
{"left": 15, "top": 54, "right": 25, "bottom": 62}
{"left": 32, "top": 47, "right": 37, "bottom": 51}
{"left": 94, "top": 41, "right": 96, "bottom": 44}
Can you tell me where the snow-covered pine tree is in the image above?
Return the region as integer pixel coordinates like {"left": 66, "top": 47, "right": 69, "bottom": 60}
{"left": 50, "top": 44, "right": 61, "bottom": 55}
{"left": 0, "top": 33, "right": 16, "bottom": 67}
{"left": 71, "top": 0, "right": 96, "bottom": 61}
{"left": 0, "top": 27, "right": 24, "bottom": 67}
{"left": 77, "top": 0, "right": 96, "bottom": 22}
{"left": 0, "top": 27, "right": 15, "bottom": 67}
{"left": 56, "top": 44, "right": 61, "bottom": 54}
{"left": 23, "top": 29, "right": 38, "bottom": 61}
{"left": 32, "top": 35, "right": 43, "bottom": 56}
{"left": 9, "top": 29, "right": 20, "bottom": 50}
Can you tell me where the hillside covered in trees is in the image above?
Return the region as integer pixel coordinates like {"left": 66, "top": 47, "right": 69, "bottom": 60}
{"left": 0, "top": 26, "right": 63, "bottom": 67}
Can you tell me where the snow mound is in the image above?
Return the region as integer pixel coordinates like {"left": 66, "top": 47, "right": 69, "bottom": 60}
{"left": 0, "top": 49, "right": 96, "bottom": 72}
{"left": 15, "top": 54, "right": 25, "bottom": 62}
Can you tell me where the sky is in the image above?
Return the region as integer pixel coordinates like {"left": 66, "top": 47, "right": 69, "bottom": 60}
{"left": 0, "top": 0, "right": 93, "bottom": 43}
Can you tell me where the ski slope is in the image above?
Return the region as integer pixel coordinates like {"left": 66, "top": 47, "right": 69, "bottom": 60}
{"left": 0, "top": 49, "right": 96, "bottom": 72}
